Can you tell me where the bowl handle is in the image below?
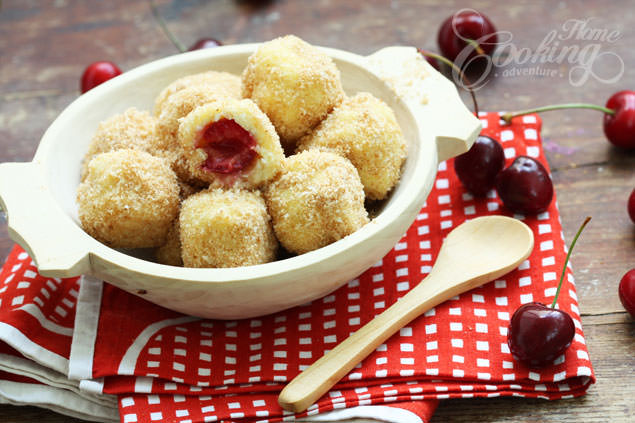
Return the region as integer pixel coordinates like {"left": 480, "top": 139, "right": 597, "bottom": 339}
{"left": 0, "top": 162, "right": 91, "bottom": 277}
{"left": 364, "top": 46, "right": 482, "bottom": 162}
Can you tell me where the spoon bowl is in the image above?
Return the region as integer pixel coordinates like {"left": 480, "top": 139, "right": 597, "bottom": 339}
{"left": 278, "top": 215, "right": 534, "bottom": 412}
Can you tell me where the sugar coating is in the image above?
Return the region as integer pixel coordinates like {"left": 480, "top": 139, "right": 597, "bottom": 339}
{"left": 178, "top": 98, "right": 284, "bottom": 189}
{"left": 180, "top": 188, "right": 278, "bottom": 268}
{"left": 81, "top": 108, "right": 158, "bottom": 180}
{"left": 153, "top": 80, "right": 242, "bottom": 184}
{"left": 242, "top": 35, "right": 344, "bottom": 148}
{"left": 77, "top": 149, "right": 180, "bottom": 248}
{"left": 153, "top": 71, "right": 241, "bottom": 117}
{"left": 297, "top": 92, "right": 407, "bottom": 200}
{"left": 264, "top": 150, "right": 369, "bottom": 254}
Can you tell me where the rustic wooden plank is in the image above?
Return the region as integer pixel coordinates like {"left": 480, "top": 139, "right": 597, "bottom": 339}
{"left": 0, "top": 404, "right": 86, "bottom": 422}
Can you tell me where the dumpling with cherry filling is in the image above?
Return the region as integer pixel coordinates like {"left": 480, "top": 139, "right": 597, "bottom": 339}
{"left": 178, "top": 98, "right": 284, "bottom": 189}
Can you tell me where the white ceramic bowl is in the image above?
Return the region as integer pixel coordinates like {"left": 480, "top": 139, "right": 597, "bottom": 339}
{"left": 0, "top": 44, "right": 480, "bottom": 319}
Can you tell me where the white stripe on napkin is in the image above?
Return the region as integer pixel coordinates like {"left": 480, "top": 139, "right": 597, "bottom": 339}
{"left": 305, "top": 405, "right": 423, "bottom": 423}
{"left": 0, "top": 379, "right": 118, "bottom": 423}
{"left": 69, "top": 275, "right": 103, "bottom": 381}
{"left": 117, "top": 316, "right": 200, "bottom": 375}
{"left": 0, "top": 322, "right": 68, "bottom": 374}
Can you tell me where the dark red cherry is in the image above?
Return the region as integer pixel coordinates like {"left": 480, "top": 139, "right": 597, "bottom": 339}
{"left": 197, "top": 118, "right": 258, "bottom": 174}
{"left": 496, "top": 156, "right": 553, "bottom": 214}
{"left": 454, "top": 135, "right": 504, "bottom": 196}
{"left": 619, "top": 269, "right": 635, "bottom": 318}
{"left": 80, "top": 61, "right": 122, "bottom": 93}
{"left": 188, "top": 38, "right": 222, "bottom": 51}
{"left": 603, "top": 90, "right": 635, "bottom": 149}
{"left": 628, "top": 188, "right": 635, "bottom": 224}
{"left": 508, "top": 302, "right": 575, "bottom": 368}
{"left": 437, "top": 9, "right": 498, "bottom": 62}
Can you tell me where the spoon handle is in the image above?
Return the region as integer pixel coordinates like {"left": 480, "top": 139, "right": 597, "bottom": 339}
{"left": 278, "top": 272, "right": 451, "bottom": 413}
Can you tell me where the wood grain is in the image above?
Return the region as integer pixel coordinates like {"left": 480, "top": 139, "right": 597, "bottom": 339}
{"left": 0, "top": 0, "right": 633, "bottom": 421}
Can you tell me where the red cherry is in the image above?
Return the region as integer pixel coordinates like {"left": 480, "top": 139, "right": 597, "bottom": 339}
{"left": 508, "top": 216, "right": 589, "bottom": 368}
{"left": 619, "top": 269, "right": 635, "bottom": 317}
{"left": 628, "top": 188, "right": 635, "bottom": 224}
{"left": 188, "top": 38, "right": 222, "bottom": 51}
{"left": 80, "top": 61, "right": 122, "bottom": 93}
{"left": 603, "top": 90, "right": 635, "bottom": 149}
{"left": 197, "top": 118, "right": 258, "bottom": 174}
{"left": 437, "top": 9, "right": 498, "bottom": 62}
{"left": 508, "top": 302, "right": 575, "bottom": 368}
{"left": 496, "top": 156, "right": 553, "bottom": 214}
{"left": 454, "top": 135, "right": 504, "bottom": 196}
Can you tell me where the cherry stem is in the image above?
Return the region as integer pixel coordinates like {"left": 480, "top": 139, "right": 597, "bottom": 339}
{"left": 551, "top": 216, "right": 591, "bottom": 309}
{"left": 418, "top": 50, "right": 479, "bottom": 117}
{"left": 466, "top": 38, "right": 486, "bottom": 55}
{"left": 502, "top": 104, "right": 615, "bottom": 124}
{"left": 149, "top": 0, "right": 186, "bottom": 53}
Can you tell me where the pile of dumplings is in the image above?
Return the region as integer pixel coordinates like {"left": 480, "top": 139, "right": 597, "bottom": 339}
{"left": 77, "top": 35, "right": 407, "bottom": 268}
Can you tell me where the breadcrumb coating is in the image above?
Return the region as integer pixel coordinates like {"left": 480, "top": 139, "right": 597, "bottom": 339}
{"left": 153, "top": 71, "right": 242, "bottom": 117}
{"left": 156, "top": 218, "right": 183, "bottom": 267}
{"left": 77, "top": 149, "right": 180, "bottom": 249}
{"left": 177, "top": 180, "right": 201, "bottom": 200}
{"left": 180, "top": 188, "right": 278, "bottom": 268}
{"left": 178, "top": 98, "right": 284, "bottom": 189}
{"left": 153, "top": 80, "right": 242, "bottom": 184}
{"left": 156, "top": 183, "right": 201, "bottom": 267}
{"left": 81, "top": 108, "right": 158, "bottom": 180}
{"left": 297, "top": 92, "right": 407, "bottom": 200}
{"left": 264, "top": 150, "right": 369, "bottom": 254}
{"left": 242, "top": 35, "right": 344, "bottom": 148}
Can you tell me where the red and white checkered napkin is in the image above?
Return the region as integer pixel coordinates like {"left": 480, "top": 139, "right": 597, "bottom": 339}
{"left": 0, "top": 113, "right": 595, "bottom": 423}
{"left": 0, "top": 249, "right": 118, "bottom": 421}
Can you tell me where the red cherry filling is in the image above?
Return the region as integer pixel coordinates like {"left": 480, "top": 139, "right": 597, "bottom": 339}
{"left": 196, "top": 118, "right": 259, "bottom": 174}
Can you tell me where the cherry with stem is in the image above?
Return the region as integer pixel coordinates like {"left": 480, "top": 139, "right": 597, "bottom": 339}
{"left": 500, "top": 90, "right": 635, "bottom": 150}
{"left": 508, "top": 216, "right": 591, "bottom": 368}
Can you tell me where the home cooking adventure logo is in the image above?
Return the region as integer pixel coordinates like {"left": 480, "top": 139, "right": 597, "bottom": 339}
{"left": 449, "top": 9, "right": 625, "bottom": 90}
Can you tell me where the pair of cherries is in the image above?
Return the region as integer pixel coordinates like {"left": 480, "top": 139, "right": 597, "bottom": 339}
{"left": 454, "top": 136, "right": 553, "bottom": 215}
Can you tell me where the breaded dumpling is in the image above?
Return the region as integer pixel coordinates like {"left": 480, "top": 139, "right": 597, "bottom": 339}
{"left": 178, "top": 98, "right": 284, "bottom": 189}
{"left": 242, "top": 35, "right": 344, "bottom": 147}
{"left": 156, "top": 183, "right": 201, "bottom": 267}
{"left": 77, "top": 149, "right": 180, "bottom": 248}
{"left": 81, "top": 108, "right": 158, "bottom": 180}
{"left": 156, "top": 218, "right": 183, "bottom": 267}
{"left": 264, "top": 150, "right": 368, "bottom": 254}
{"left": 180, "top": 189, "right": 278, "bottom": 268}
{"left": 153, "top": 71, "right": 241, "bottom": 118}
{"left": 297, "top": 92, "right": 407, "bottom": 200}
{"left": 153, "top": 82, "right": 241, "bottom": 183}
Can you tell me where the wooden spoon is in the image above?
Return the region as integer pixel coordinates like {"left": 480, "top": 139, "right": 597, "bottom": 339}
{"left": 278, "top": 215, "right": 534, "bottom": 413}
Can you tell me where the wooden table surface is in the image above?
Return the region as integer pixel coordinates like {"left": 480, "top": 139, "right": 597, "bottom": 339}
{"left": 1, "top": 0, "right": 633, "bottom": 421}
